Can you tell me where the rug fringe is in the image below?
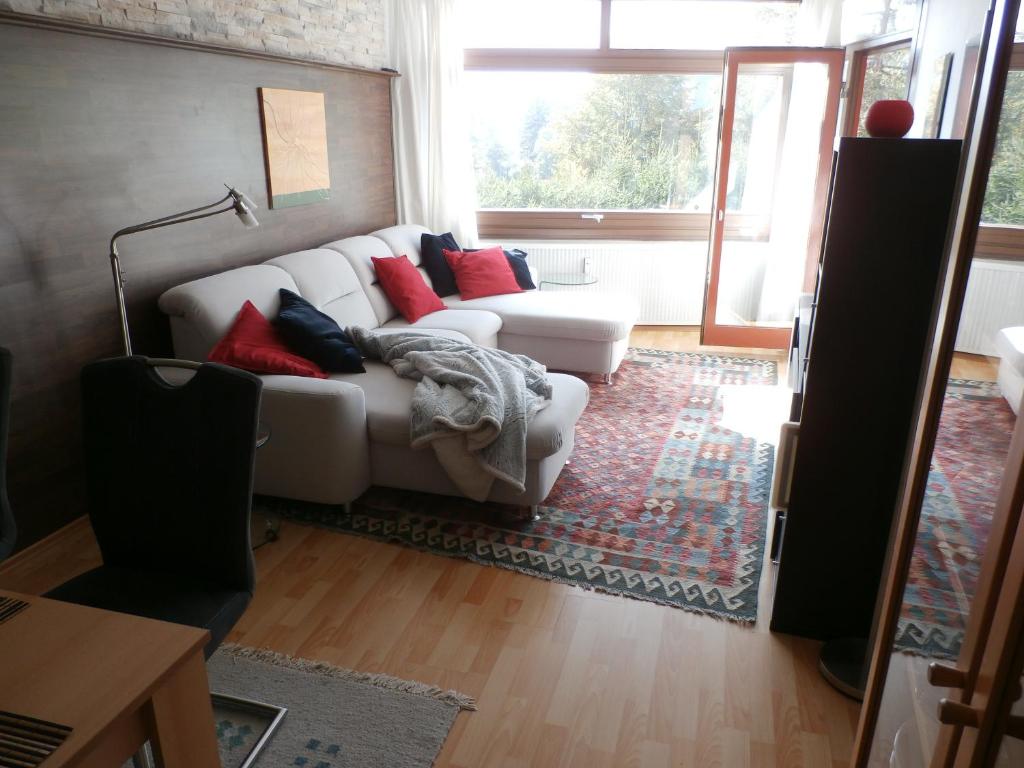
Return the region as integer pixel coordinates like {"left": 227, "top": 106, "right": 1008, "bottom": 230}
{"left": 218, "top": 644, "right": 478, "bottom": 711}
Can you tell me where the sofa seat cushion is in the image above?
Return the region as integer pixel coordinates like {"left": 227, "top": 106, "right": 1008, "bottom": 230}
{"left": 333, "top": 363, "right": 589, "bottom": 460}
{"left": 381, "top": 309, "right": 502, "bottom": 348}
{"left": 997, "top": 327, "right": 1024, "bottom": 376}
{"left": 442, "top": 290, "right": 638, "bottom": 343}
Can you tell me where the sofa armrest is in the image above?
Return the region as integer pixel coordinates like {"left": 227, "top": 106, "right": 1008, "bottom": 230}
{"left": 255, "top": 375, "right": 371, "bottom": 505}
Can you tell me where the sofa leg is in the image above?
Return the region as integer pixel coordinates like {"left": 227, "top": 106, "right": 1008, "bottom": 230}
{"left": 343, "top": 501, "right": 353, "bottom": 516}
{"left": 602, "top": 373, "right": 613, "bottom": 385}
{"left": 502, "top": 504, "right": 542, "bottom": 523}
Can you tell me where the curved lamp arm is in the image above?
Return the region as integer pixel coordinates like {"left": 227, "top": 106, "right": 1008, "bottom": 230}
{"left": 110, "top": 185, "right": 259, "bottom": 356}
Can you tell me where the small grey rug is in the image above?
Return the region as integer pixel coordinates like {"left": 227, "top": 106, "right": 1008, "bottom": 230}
{"left": 127, "top": 646, "right": 475, "bottom": 768}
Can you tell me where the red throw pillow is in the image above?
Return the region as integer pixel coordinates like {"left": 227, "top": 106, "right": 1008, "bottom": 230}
{"left": 209, "top": 300, "right": 327, "bottom": 378}
{"left": 443, "top": 246, "right": 524, "bottom": 300}
{"left": 371, "top": 254, "right": 446, "bottom": 323}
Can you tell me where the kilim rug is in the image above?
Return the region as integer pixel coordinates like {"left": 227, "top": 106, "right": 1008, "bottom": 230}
{"left": 896, "top": 379, "right": 1015, "bottom": 659}
{"left": 271, "top": 348, "right": 778, "bottom": 623}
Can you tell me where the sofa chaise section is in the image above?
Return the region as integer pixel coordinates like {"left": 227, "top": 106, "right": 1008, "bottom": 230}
{"left": 323, "top": 225, "right": 639, "bottom": 380}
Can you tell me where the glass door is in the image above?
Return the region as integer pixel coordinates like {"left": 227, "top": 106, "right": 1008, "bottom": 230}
{"left": 701, "top": 47, "right": 844, "bottom": 349}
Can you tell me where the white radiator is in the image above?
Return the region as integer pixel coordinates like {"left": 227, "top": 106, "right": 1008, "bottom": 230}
{"left": 956, "top": 259, "right": 1024, "bottom": 356}
{"left": 484, "top": 240, "right": 708, "bottom": 324}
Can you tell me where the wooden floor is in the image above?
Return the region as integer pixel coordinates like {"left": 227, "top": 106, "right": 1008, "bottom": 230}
{"left": 0, "top": 328, "right": 998, "bottom": 768}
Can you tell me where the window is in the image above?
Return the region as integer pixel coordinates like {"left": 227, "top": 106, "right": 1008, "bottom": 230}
{"left": 977, "top": 44, "right": 1024, "bottom": 261}
{"left": 463, "top": 0, "right": 805, "bottom": 239}
{"left": 458, "top": 0, "right": 602, "bottom": 49}
{"left": 841, "top": 0, "right": 921, "bottom": 45}
{"left": 609, "top": 1, "right": 798, "bottom": 50}
{"left": 468, "top": 72, "right": 721, "bottom": 212}
{"left": 981, "top": 70, "right": 1024, "bottom": 226}
{"left": 844, "top": 42, "right": 913, "bottom": 136}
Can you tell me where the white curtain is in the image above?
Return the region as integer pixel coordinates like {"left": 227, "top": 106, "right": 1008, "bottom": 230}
{"left": 387, "top": 0, "right": 479, "bottom": 245}
{"left": 748, "top": 0, "right": 842, "bottom": 322}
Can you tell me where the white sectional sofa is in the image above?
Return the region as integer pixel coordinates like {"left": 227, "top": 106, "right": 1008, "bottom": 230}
{"left": 996, "top": 326, "right": 1024, "bottom": 414}
{"left": 158, "top": 224, "right": 638, "bottom": 512}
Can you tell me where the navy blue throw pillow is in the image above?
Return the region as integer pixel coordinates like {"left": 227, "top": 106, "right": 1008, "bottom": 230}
{"left": 275, "top": 289, "right": 365, "bottom": 374}
{"left": 503, "top": 248, "right": 535, "bottom": 290}
{"left": 467, "top": 247, "right": 535, "bottom": 290}
{"left": 419, "top": 232, "right": 461, "bottom": 297}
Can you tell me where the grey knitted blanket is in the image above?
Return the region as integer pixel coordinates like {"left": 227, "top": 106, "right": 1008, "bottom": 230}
{"left": 349, "top": 328, "right": 553, "bottom": 501}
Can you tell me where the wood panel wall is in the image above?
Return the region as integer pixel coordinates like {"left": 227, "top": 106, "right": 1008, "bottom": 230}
{"left": 0, "top": 20, "right": 397, "bottom": 549}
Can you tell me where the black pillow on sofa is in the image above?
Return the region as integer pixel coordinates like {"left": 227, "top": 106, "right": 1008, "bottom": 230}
{"left": 275, "top": 289, "right": 365, "bottom": 373}
{"left": 420, "top": 231, "right": 461, "bottom": 297}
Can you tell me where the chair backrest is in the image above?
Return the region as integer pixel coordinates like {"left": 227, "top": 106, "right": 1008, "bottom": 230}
{"left": 80, "top": 357, "right": 262, "bottom": 593}
{"left": 0, "top": 347, "right": 15, "bottom": 561}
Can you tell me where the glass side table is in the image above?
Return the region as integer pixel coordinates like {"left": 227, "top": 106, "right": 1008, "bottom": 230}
{"left": 539, "top": 273, "right": 598, "bottom": 290}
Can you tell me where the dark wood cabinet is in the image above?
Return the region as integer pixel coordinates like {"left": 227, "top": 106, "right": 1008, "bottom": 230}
{"left": 770, "top": 137, "right": 962, "bottom": 641}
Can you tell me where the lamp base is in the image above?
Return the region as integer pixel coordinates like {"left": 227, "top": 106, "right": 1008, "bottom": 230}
{"left": 819, "top": 637, "right": 868, "bottom": 700}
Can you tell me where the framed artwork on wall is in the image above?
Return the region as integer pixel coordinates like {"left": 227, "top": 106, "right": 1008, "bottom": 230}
{"left": 922, "top": 52, "right": 954, "bottom": 138}
{"left": 258, "top": 88, "right": 331, "bottom": 208}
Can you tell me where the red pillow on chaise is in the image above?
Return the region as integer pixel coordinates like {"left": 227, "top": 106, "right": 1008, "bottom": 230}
{"left": 443, "top": 245, "right": 523, "bottom": 300}
{"left": 209, "top": 300, "right": 327, "bottom": 378}
{"left": 371, "top": 254, "right": 446, "bottom": 323}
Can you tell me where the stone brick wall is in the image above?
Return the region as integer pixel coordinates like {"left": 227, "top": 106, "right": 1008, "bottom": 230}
{"left": 1, "top": 0, "right": 387, "bottom": 70}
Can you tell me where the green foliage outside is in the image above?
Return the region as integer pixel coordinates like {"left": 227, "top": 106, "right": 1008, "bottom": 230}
{"left": 982, "top": 70, "right": 1024, "bottom": 226}
{"left": 473, "top": 75, "right": 721, "bottom": 211}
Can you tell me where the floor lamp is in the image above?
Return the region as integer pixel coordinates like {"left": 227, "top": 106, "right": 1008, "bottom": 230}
{"left": 109, "top": 185, "right": 260, "bottom": 356}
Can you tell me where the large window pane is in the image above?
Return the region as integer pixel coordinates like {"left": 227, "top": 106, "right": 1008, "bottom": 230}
{"left": 458, "top": 0, "right": 602, "bottom": 49}
{"left": 610, "top": 0, "right": 797, "bottom": 49}
{"left": 856, "top": 46, "right": 912, "bottom": 136}
{"left": 981, "top": 70, "right": 1024, "bottom": 226}
{"left": 467, "top": 71, "right": 722, "bottom": 211}
{"left": 841, "top": 0, "right": 920, "bottom": 44}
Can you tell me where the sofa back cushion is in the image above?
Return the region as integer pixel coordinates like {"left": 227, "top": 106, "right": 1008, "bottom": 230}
{"left": 265, "top": 248, "right": 379, "bottom": 331}
{"left": 158, "top": 265, "right": 299, "bottom": 362}
{"left": 322, "top": 233, "right": 426, "bottom": 325}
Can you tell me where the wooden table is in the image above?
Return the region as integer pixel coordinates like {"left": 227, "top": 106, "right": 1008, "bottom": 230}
{"left": 0, "top": 590, "right": 220, "bottom": 767}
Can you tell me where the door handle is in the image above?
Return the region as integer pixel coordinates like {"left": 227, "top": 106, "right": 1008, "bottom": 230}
{"left": 581, "top": 213, "right": 604, "bottom": 223}
{"left": 928, "top": 663, "right": 967, "bottom": 689}
{"left": 717, "top": 209, "right": 725, "bottom": 222}
{"left": 937, "top": 699, "right": 982, "bottom": 728}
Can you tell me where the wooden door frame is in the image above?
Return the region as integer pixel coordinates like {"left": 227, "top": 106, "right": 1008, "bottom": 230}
{"left": 848, "top": 0, "right": 1022, "bottom": 764}
{"left": 701, "top": 47, "right": 844, "bottom": 350}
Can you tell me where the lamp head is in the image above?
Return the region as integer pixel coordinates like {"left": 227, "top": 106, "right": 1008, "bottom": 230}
{"left": 225, "top": 185, "right": 260, "bottom": 229}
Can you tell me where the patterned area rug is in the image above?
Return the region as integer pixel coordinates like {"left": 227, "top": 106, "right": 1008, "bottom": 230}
{"left": 896, "top": 379, "right": 1015, "bottom": 658}
{"left": 274, "top": 349, "right": 778, "bottom": 622}
{"left": 124, "top": 645, "right": 473, "bottom": 768}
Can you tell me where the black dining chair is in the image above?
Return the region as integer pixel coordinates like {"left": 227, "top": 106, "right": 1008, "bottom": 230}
{"left": 46, "top": 356, "right": 262, "bottom": 657}
{"left": 45, "top": 356, "right": 285, "bottom": 767}
{"left": 0, "top": 347, "right": 15, "bottom": 562}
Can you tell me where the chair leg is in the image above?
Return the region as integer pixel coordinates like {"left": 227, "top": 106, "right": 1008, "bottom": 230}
{"left": 602, "top": 373, "right": 613, "bottom": 385}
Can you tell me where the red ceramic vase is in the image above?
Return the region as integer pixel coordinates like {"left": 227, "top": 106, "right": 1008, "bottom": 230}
{"left": 865, "top": 99, "right": 915, "bottom": 138}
